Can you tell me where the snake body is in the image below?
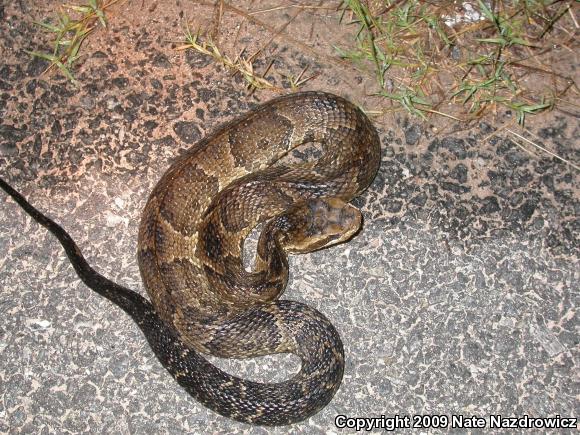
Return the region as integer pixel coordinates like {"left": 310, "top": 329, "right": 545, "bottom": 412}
{"left": 1, "top": 91, "right": 380, "bottom": 425}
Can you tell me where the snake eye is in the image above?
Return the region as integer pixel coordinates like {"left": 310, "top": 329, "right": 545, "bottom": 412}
{"left": 279, "top": 232, "right": 290, "bottom": 243}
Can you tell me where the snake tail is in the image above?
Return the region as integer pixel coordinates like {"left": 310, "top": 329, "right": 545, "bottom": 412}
{"left": 0, "top": 177, "right": 344, "bottom": 425}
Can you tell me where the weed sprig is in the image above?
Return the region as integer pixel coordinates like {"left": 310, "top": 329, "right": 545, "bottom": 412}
{"left": 176, "top": 26, "right": 279, "bottom": 92}
{"left": 28, "top": 0, "right": 121, "bottom": 83}
{"left": 177, "top": 24, "right": 321, "bottom": 92}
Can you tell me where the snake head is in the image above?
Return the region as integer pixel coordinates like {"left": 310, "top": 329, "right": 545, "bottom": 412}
{"left": 274, "top": 197, "right": 363, "bottom": 254}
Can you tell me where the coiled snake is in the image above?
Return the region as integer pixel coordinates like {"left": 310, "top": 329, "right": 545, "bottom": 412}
{"left": 1, "top": 91, "right": 381, "bottom": 425}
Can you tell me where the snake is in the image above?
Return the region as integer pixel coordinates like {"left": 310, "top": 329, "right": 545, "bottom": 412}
{"left": 1, "top": 91, "right": 381, "bottom": 425}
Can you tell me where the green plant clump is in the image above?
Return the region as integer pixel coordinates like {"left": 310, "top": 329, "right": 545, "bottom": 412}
{"left": 336, "top": 0, "right": 574, "bottom": 124}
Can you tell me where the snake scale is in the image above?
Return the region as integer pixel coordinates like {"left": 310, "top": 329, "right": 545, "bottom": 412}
{"left": 1, "top": 91, "right": 381, "bottom": 425}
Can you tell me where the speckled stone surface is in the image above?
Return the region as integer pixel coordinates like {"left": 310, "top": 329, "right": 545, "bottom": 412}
{"left": 0, "top": 1, "right": 578, "bottom": 434}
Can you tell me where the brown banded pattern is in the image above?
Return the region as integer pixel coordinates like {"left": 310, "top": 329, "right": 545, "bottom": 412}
{"left": 0, "top": 91, "right": 381, "bottom": 425}
{"left": 136, "top": 91, "right": 381, "bottom": 424}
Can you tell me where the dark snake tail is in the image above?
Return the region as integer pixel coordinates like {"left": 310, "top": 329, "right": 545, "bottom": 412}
{"left": 0, "top": 177, "right": 343, "bottom": 425}
{"left": 2, "top": 90, "right": 380, "bottom": 426}
{"left": 0, "top": 178, "right": 143, "bottom": 315}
